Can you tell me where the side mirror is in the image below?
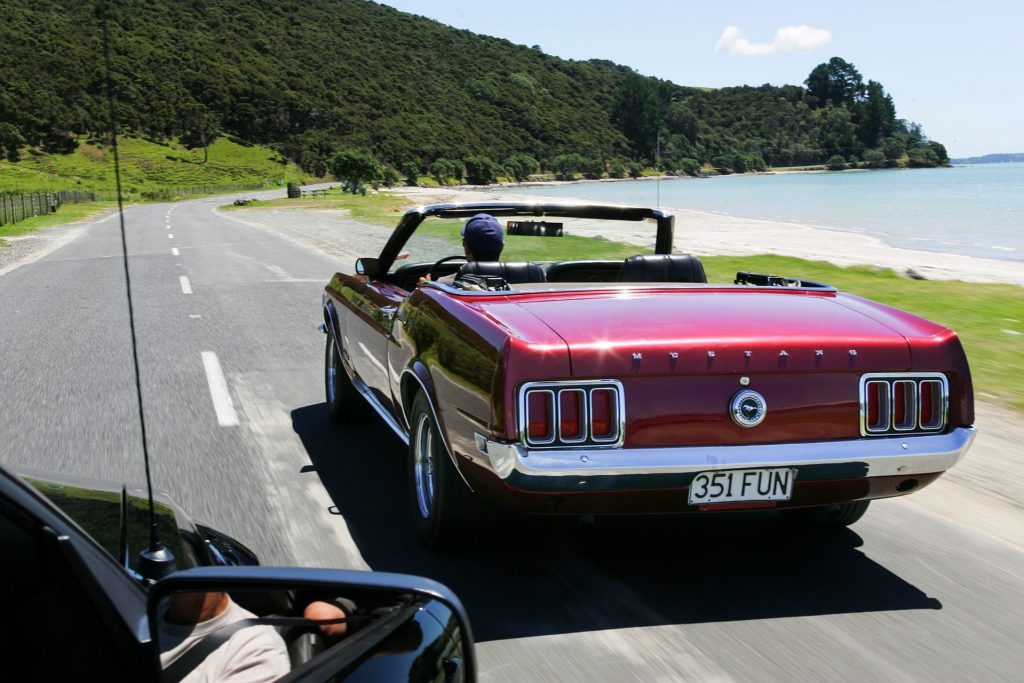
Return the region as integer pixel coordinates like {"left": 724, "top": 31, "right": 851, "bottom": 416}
{"left": 355, "top": 258, "right": 380, "bottom": 277}
{"left": 148, "top": 567, "right": 474, "bottom": 682}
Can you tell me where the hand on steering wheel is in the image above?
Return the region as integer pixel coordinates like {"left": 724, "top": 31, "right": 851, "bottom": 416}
{"left": 427, "top": 255, "right": 468, "bottom": 282}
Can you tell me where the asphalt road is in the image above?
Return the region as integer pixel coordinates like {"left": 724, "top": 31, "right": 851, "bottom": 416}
{"left": 1, "top": 193, "right": 1022, "bottom": 681}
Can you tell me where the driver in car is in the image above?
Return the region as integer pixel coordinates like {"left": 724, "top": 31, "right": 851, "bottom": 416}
{"left": 158, "top": 590, "right": 290, "bottom": 683}
{"left": 418, "top": 212, "right": 504, "bottom": 286}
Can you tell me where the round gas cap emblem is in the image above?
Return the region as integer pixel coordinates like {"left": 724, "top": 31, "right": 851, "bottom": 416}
{"left": 730, "top": 390, "right": 766, "bottom": 428}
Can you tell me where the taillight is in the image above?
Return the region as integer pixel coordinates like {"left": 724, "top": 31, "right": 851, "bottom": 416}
{"left": 920, "top": 380, "right": 943, "bottom": 429}
{"left": 526, "top": 390, "right": 554, "bottom": 443}
{"left": 860, "top": 374, "right": 947, "bottom": 436}
{"left": 590, "top": 388, "right": 616, "bottom": 441}
{"left": 865, "top": 380, "right": 890, "bottom": 432}
{"left": 892, "top": 380, "right": 917, "bottom": 431}
{"left": 558, "top": 389, "right": 585, "bottom": 442}
{"left": 520, "top": 381, "right": 623, "bottom": 447}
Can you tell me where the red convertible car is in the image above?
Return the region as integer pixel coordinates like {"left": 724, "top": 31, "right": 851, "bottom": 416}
{"left": 321, "top": 202, "right": 975, "bottom": 547}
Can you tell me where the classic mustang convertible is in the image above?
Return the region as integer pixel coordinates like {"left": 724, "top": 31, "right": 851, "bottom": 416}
{"left": 322, "top": 202, "right": 975, "bottom": 547}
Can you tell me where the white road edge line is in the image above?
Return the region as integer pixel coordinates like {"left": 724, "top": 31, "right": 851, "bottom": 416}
{"left": 179, "top": 276, "right": 192, "bottom": 294}
{"left": 201, "top": 352, "right": 240, "bottom": 427}
{"left": 171, "top": 247, "right": 180, "bottom": 256}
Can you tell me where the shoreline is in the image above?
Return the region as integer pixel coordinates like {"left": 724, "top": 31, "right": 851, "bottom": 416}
{"left": 389, "top": 185, "right": 1024, "bottom": 287}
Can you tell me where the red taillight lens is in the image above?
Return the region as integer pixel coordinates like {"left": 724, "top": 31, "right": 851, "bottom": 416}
{"left": 867, "top": 384, "right": 880, "bottom": 426}
{"left": 559, "top": 390, "right": 584, "bottom": 440}
{"left": 865, "top": 380, "right": 889, "bottom": 432}
{"left": 893, "top": 380, "right": 916, "bottom": 430}
{"left": 527, "top": 390, "right": 553, "bottom": 441}
{"left": 590, "top": 388, "right": 616, "bottom": 439}
{"left": 920, "top": 380, "right": 943, "bottom": 429}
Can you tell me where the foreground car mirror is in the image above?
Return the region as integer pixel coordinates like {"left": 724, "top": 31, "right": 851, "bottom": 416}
{"left": 355, "top": 258, "right": 380, "bottom": 277}
{"left": 148, "top": 567, "right": 474, "bottom": 682}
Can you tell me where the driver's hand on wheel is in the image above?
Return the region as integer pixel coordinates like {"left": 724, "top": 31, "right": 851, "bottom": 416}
{"left": 417, "top": 274, "right": 432, "bottom": 286}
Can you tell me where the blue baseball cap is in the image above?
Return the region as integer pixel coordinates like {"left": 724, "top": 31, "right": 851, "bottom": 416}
{"left": 461, "top": 213, "right": 504, "bottom": 256}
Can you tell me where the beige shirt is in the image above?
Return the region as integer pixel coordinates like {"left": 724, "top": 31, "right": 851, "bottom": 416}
{"left": 159, "top": 599, "right": 291, "bottom": 683}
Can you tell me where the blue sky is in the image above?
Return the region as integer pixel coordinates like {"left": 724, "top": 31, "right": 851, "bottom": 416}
{"left": 379, "top": 1, "right": 1023, "bottom": 157}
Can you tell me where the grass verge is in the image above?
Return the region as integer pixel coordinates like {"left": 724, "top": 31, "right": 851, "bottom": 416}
{"left": 0, "top": 201, "right": 114, "bottom": 240}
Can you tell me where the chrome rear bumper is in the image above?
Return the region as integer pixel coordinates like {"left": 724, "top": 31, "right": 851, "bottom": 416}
{"left": 477, "top": 427, "right": 975, "bottom": 482}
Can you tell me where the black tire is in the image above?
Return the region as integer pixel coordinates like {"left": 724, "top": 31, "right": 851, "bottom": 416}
{"left": 324, "top": 327, "right": 367, "bottom": 423}
{"left": 780, "top": 500, "right": 871, "bottom": 531}
{"left": 408, "top": 392, "right": 493, "bottom": 548}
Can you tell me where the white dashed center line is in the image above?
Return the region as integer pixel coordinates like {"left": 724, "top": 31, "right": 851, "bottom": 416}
{"left": 168, "top": 233, "right": 174, "bottom": 239}
{"left": 201, "top": 352, "right": 239, "bottom": 427}
{"left": 179, "top": 276, "right": 192, "bottom": 294}
{"left": 171, "top": 247, "right": 180, "bottom": 256}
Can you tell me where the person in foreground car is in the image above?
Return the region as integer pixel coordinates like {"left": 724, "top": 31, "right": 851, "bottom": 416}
{"left": 159, "top": 590, "right": 290, "bottom": 683}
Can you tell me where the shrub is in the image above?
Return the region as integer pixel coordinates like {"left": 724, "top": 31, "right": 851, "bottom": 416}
{"left": 907, "top": 147, "right": 941, "bottom": 168}
{"left": 402, "top": 161, "right": 421, "bottom": 186}
{"left": 826, "top": 154, "right": 847, "bottom": 171}
{"left": 504, "top": 154, "right": 539, "bottom": 182}
{"left": 862, "top": 149, "right": 886, "bottom": 168}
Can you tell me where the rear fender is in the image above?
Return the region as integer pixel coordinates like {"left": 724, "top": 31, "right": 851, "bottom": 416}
{"left": 400, "top": 364, "right": 473, "bottom": 491}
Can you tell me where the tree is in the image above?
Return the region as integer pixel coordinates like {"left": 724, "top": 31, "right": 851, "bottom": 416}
{"left": 430, "top": 158, "right": 462, "bottom": 185}
{"left": 180, "top": 104, "right": 220, "bottom": 163}
{"left": 907, "top": 147, "right": 941, "bottom": 168}
{"left": 580, "top": 157, "right": 605, "bottom": 179}
{"left": 805, "top": 57, "right": 865, "bottom": 107}
{"left": 827, "top": 154, "right": 847, "bottom": 171}
{"left": 856, "top": 80, "right": 896, "bottom": 148}
{"left": 928, "top": 141, "right": 950, "bottom": 165}
{"left": 329, "top": 148, "right": 383, "bottom": 191}
{"left": 551, "top": 153, "right": 586, "bottom": 180}
{"left": 463, "top": 155, "right": 501, "bottom": 185}
{"left": 504, "top": 154, "right": 539, "bottom": 182}
{"left": 862, "top": 149, "right": 887, "bottom": 168}
{"left": 402, "top": 161, "right": 421, "bottom": 186}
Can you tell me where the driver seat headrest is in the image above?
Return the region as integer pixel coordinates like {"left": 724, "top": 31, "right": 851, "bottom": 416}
{"left": 458, "top": 261, "right": 547, "bottom": 284}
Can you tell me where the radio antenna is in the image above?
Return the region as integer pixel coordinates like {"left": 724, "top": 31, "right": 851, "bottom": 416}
{"left": 100, "top": 1, "right": 175, "bottom": 582}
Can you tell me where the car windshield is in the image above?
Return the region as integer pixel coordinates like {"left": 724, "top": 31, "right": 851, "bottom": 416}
{"left": 390, "top": 214, "right": 659, "bottom": 274}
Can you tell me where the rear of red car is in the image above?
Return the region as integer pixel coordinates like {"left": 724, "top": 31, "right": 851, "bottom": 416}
{"left": 461, "top": 285, "right": 974, "bottom": 515}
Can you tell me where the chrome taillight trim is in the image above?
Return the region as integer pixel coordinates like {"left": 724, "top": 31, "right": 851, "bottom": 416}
{"left": 518, "top": 380, "right": 625, "bottom": 449}
{"left": 859, "top": 373, "right": 948, "bottom": 437}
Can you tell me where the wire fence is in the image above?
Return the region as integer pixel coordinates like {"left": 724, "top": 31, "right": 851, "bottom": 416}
{"left": 0, "top": 181, "right": 281, "bottom": 227}
{"left": 0, "top": 190, "right": 99, "bottom": 227}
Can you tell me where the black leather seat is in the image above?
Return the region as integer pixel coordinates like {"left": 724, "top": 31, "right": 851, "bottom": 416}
{"left": 457, "top": 261, "right": 547, "bottom": 284}
{"left": 617, "top": 254, "right": 707, "bottom": 284}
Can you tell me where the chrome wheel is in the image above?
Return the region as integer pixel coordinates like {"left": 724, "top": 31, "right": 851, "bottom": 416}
{"left": 325, "top": 335, "right": 338, "bottom": 406}
{"left": 412, "top": 412, "right": 436, "bottom": 519}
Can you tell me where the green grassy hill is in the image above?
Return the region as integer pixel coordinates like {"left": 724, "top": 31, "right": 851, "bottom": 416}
{"left": 0, "top": 136, "right": 300, "bottom": 195}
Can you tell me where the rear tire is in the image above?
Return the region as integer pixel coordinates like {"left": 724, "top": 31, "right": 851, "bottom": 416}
{"left": 408, "top": 392, "right": 493, "bottom": 548}
{"left": 780, "top": 500, "right": 870, "bottom": 531}
{"left": 324, "top": 327, "right": 367, "bottom": 423}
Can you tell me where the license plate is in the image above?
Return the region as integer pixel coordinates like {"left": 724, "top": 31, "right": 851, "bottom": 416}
{"left": 688, "top": 468, "right": 795, "bottom": 505}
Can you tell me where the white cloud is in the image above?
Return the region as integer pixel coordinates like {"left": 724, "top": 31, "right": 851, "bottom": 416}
{"left": 715, "top": 25, "right": 832, "bottom": 56}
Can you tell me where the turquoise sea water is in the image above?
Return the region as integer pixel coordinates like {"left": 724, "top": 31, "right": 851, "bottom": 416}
{"left": 499, "top": 163, "right": 1024, "bottom": 262}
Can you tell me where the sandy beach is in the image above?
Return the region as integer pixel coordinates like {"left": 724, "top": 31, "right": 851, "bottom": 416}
{"left": 390, "top": 185, "right": 1024, "bottom": 287}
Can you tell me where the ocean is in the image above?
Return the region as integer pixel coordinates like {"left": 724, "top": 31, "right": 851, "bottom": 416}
{"left": 499, "top": 163, "right": 1024, "bottom": 263}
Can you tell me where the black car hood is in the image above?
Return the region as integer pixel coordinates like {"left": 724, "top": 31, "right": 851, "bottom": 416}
{"left": 12, "top": 466, "right": 257, "bottom": 574}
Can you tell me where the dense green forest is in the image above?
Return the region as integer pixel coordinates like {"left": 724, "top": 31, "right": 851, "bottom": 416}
{"left": 0, "top": 0, "right": 948, "bottom": 185}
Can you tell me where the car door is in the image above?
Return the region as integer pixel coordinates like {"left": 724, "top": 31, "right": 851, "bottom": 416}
{"left": 0, "top": 468, "right": 151, "bottom": 681}
{"left": 341, "top": 274, "right": 407, "bottom": 413}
